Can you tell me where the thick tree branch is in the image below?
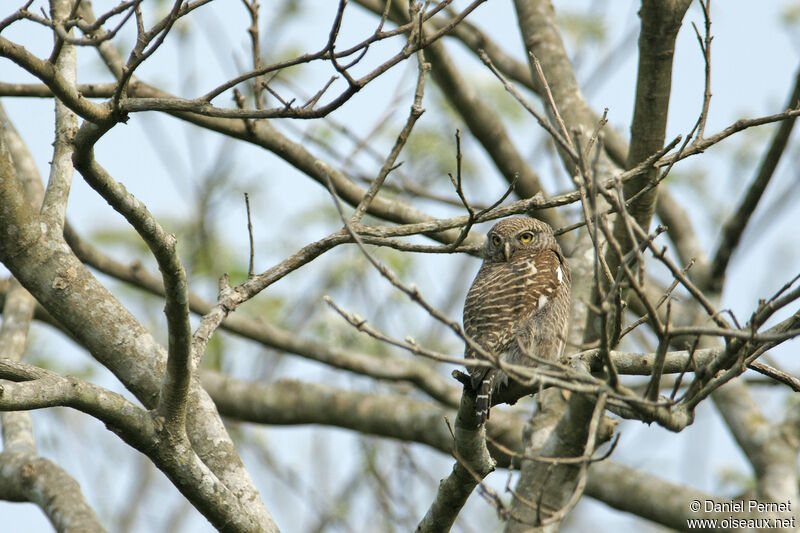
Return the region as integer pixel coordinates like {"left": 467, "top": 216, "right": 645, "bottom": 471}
{"left": 72, "top": 124, "right": 192, "bottom": 433}
{"left": 0, "top": 35, "right": 110, "bottom": 123}
{"left": 0, "top": 280, "right": 38, "bottom": 455}
{"left": 201, "top": 370, "right": 522, "bottom": 467}
{"left": 39, "top": 0, "right": 78, "bottom": 237}
{"left": 416, "top": 387, "right": 495, "bottom": 533}
{"left": 0, "top": 24, "right": 100, "bottom": 532}
{"left": 0, "top": 368, "right": 267, "bottom": 533}
{"left": 505, "top": 389, "right": 608, "bottom": 533}
{"left": 0, "top": 126, "right": 279, "bottom": 532}
{"left": 712, "top": 379, "right": 800, "bottom": 506}
{"left": 0, "top": 360, "right": 153, "bottom": 435}
{"left": 585, "top": 460, "right": 767, "bottom": 531}
{"left": 617, "top": 0, "right": 692, "bottom": 246}
{"left": 0, "top": 451, "right": 106, "bottom": 533}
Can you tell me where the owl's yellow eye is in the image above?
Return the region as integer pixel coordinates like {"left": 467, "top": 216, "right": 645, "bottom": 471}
{"left": 519, "top": 232, "right": 533, "bottom": 243}
{"left": 491, "top": 235, "right": 502, "bottom": 246}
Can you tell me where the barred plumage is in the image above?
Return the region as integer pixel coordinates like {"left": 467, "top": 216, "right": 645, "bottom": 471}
{"left": 463, "top": 217, "right": 571, "bottom": 423}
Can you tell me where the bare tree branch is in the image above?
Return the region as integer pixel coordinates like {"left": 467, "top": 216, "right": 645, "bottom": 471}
{"left": 612, "top": 0, "right": 692, "bottom": 265}
{"left": 0, "top": 451, "right": 106, "bottom": 533}
{"left": 72, "top": 125, "right": 192, "bottom": 434}
{"left": 39, "top": 0, "right": 78, "bottom": 237}
{"left": 0, "top": 121, "right": 279, "bottom": 532}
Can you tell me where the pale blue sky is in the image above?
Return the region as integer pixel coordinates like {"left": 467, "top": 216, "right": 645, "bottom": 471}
{"left": 1, "top": 1, "right": 799, "bottom": 531}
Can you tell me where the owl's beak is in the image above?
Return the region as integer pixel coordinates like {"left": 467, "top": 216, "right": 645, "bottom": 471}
{"left": 503, "top": 242, "right": 511, "bottom": 262}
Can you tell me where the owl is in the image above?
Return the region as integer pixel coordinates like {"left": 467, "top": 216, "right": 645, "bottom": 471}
{"left": 463, "top": 217, "right": 571, "bottom": 423}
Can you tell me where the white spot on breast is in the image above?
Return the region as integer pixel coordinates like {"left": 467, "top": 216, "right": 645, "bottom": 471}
{"left": 557, "top": 266, "right": 564, "bottom": 283}
{"left": 529, "top": 263, "right": 538, "bottom": 276}
{"left": 538, "top": 295, "right": 548, "bottom": 308}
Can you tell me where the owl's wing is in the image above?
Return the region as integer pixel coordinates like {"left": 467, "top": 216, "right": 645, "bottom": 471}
{"left": 510, "top": 248, "right": 570, "bottom": 362}
{"left": 463, "top": 260, "right": 518, "bottom": 389}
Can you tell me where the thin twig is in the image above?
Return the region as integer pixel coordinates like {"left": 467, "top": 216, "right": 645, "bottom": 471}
{"left": 351, "top": 47, "right": 428, "bottom": 222}
{"left": 645, "top": 299, "right": 672, "bottom": 401}
{"left": 530, "top": 51, "right": 573, "bottom": 152}
{"left": 692, "top": 0, "right": 713, "bottom": 139}
{"left": 479, "top": 50, "right": 577, "bottom": 162}
{"left": 244, "top": 192, "right": 255, "bottom": 278}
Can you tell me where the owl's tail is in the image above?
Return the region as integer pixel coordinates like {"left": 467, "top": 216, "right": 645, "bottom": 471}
{"left": 475, "top": 371, "right": 494, "bottom": 424}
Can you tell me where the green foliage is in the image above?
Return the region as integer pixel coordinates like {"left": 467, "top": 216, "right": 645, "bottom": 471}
{"left": 716, "top": 466, "right": 755, "bottom": 496}
{"left": 780, "top": 1, "right": 800, "bottom": 25}
{"left": 403, "top": 126, "right": 458, "bottom": 179}
{"left": 479, "top": 79, "right": 531, "bottom": 125}
{"left": 557, "top": 10, "right": 608, "bottom": 47}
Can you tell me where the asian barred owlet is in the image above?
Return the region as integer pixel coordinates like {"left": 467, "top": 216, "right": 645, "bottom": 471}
{"left": 463, "top": 217, "right": 571, "bottom": 423}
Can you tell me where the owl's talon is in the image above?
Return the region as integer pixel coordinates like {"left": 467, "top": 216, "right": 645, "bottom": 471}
{"left": 452, "top": 369, "right": 473, "bottom": 389}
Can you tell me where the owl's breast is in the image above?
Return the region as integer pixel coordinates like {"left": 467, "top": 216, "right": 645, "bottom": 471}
{"left": 464, "top": 257, "right": 540, "bottom": 352}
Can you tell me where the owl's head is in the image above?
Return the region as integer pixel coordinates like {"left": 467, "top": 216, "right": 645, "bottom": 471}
{"left": 483, "top": 217, "right": 555, "bottom": 262}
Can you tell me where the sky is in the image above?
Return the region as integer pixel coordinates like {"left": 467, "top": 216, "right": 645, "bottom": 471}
{"left": 1, "top": 0, "right": 799, "bottom": 531}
